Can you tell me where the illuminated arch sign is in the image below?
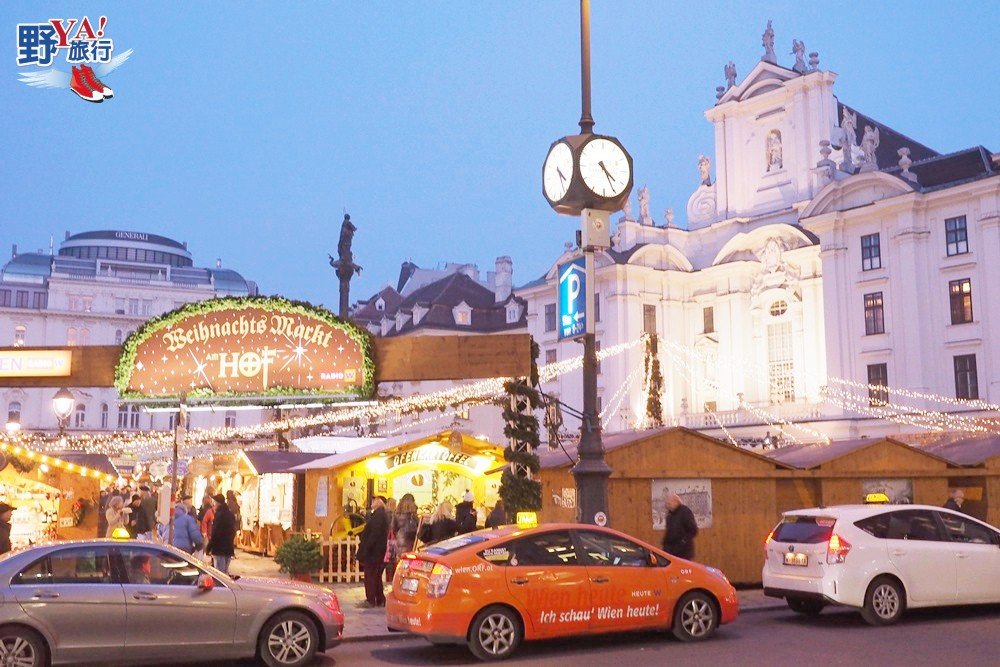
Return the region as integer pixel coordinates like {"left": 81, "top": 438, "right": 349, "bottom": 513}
{"left": 115, "top": 296, "right": 374, "bottom": 399}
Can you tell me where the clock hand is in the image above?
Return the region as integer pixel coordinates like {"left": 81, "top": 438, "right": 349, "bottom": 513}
{"left": 556, "top": 166, "right": 568, "bottom": 184}
{"left": 598, "top": 160, "right": 616, "bottom": 184}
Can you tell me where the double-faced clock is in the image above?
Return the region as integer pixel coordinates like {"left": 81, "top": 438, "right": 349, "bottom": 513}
{"left": 542, "top": 133, "right": 633, "bottom": 215}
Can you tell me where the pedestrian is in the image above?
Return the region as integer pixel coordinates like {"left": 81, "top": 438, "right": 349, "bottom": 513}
{"left": 226, "top": 490, "right": 242, "bottom": 531}
{"left": 179, "top": 493, "right": 196, "bottom": 518}
{"left": 388, "top": 494, "right": 419, "bottom": 582}
{"left": 105, "top": 495, "right": 130, "bottom": 537}
{"left": 485, "top": 499, "right": 507, "bottom": 529}
{"left": 419, "top": 501, "right": 457, "bottom": 545}
{"left": 455, "top": 491, "right": 478, "bottom": 534}
{"left": 171, "top": 504, "right": 204, "bottom": 554}
{"left": 137, "top": 485, "right": 158, "bottom": 540}
{"left": 205, "top": 493, "right": 236, "bottom": 574}
{"left": 125, "top": 494, "right": 142, "bottom": 537}
{"left": 0, "top": 503, "right": 16, "bottom": 555}
{"left": 662, "top": 493, "right": 699, "bottom": 560}
{"left": 944, "top": 488, "right": 966, "bottom": 513}
{"left": 201, "top": 495, "right": 216, "bottom": 538}
{"left": 197, "top": 491, "right": 213, "bottom": 523}
{"left": 356, "top": 496, "right": 389, "bottom": 608}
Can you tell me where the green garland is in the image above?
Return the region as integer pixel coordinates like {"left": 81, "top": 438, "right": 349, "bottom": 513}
{"left": 114, "top": 295, "right": 375, "bottom": 400}
{"left": 645, "top": 334, "right": 664, "bottom": 427}
{"left": 499, "top": 340, "right": 542, "bottom": 515}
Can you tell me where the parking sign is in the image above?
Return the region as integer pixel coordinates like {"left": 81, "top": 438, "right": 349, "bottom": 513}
{"left": 558, "top": 257, "right": 587, "bottom": 340}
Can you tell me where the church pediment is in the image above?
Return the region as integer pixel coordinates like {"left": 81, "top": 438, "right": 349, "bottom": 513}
{"left": 718, "top": 61, "right": 801, "bottom": 106}
{"left": 800, "top": 171, "right": 917, "bottom": 219}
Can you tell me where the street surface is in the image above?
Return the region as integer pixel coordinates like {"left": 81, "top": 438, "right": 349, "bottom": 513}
{"left": 154, "top": 602, "right": 999, "bottom": 666}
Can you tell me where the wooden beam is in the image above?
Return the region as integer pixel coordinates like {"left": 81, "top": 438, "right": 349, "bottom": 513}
{"left": 0, "top": 334, "right": 533, "bottom": 389}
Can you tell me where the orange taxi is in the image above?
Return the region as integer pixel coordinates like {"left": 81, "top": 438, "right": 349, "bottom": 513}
{"left": 386, "top": 522, "right": 738, "bottom": 660}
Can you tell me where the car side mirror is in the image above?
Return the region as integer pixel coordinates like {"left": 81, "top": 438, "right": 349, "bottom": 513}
{"left": 197, "top": 574, "right": 215, "bottom": 590}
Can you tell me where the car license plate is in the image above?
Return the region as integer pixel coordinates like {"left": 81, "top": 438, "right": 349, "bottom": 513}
{"left": 401, "top": 577, "right": 419, "bottom": 593}
{"left": 783, "top": 552, "right": 808, "bottom": 566}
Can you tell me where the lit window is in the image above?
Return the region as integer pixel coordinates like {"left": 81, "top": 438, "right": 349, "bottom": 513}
{"left": 949, "top": 279, "right": 973, "bottom": 325}
{"left": 13, "top": 325, "right": 26, "bottom": 347}
{"left": 767, "top": 322, "right": 794, "bottom": 403}
{"left": 7, "top": 401, "right": 21, "bottom": 425}
{"left": 867, "top": 363, "right": 888, "bottom": 407}
{"left": 66, "top": 327, "right": 78, "bottom": 346}
{"left": 864, "top": 293, "right": 884, "bottom": 335}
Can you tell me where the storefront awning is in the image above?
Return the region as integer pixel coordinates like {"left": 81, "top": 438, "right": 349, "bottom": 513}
{"left": 239, "top": 450, "right": 333, "bottom": 476}
{"left": 289, "top": 428, "right": 498, "bottom": 472}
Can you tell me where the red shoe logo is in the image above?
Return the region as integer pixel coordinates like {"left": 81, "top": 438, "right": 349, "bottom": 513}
{"left": 79, "top": 64, "right": 114, "bottom": 99}
{"left": 70, "top": 66, "right": 103, "bottom": 103}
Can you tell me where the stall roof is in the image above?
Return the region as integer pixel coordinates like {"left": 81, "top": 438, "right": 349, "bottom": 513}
{"left": 241, "top": 451, "right": 332, "bottom": 475}
{"left": 57, "top": 453, "right": 119, "bottom": 477}
{"left": 291, "top": 435, "right": 384, "bottom": 454}
{"left": 920, "top": 434, "right": 1000, "bottom": 466}
{"left": 539, "top": 426, "right": 793, "bottom": 469}
{"left": 763, "top": 437, "right": 953, "bottom": 469}
{"left": 290, "top": 428, "right": 499, "bottom": 471}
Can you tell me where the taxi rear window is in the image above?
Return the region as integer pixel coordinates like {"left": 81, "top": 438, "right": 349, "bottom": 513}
{"left": 421, "top": 534, "right": 488, "bottom": 555}
{"left": 772, "top": 516, "right": 835, "bottom": 544}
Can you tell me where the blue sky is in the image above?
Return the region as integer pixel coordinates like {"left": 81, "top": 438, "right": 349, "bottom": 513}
{"left": 2, "top": 2, "right": 997, "bottom": 309}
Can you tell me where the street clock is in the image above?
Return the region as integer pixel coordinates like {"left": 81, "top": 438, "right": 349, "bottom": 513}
{"left": 542, "top": 132, "right": 633, "bottom": 216}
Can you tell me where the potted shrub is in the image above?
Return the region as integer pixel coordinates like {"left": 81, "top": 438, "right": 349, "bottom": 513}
{"left": 274, "top": 534, "right": 323, "bottom": 582}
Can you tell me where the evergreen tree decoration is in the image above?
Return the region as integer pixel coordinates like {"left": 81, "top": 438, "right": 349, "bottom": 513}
{"left": 499, "top": 340, "right": 542, "bottom": 514}
{"left": 644, "top": 334, "right": 664, "bottom": 428}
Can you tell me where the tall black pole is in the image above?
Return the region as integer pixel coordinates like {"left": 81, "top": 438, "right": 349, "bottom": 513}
{"left": 578, "top": 0, "right": 594, "bottom": 134}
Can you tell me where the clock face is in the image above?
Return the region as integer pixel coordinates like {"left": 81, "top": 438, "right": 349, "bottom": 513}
{"left": 542, "top": 142, "right": 574, "bottom": 203}
{"left": 579, "top": 137, "right": 630, "bottom": 198}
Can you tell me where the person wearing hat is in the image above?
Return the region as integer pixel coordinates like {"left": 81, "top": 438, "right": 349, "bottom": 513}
{"left": 455, "top": 491, "right": 478, "bottom": 534}
{"left": 205, "top": 493, "right": 236, "bottom": 574}
{"left": 136, "top": 485, "right": 158, "bottom": 540}
{"left": 0, "top": 502, "right": 16, "bottom": 555}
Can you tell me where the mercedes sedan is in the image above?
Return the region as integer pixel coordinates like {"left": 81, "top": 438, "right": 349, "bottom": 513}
{"left": 0, "top": 539, "right": 343, "bottom": 666}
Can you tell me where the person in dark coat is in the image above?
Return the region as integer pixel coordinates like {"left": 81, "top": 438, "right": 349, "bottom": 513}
{"left": 943, "top": 488, "right": 966, "bottom": 513}
{"left": 485, "top": 499, "right": 507, "bottom": 529}
{"left": 0, "top": 503, "right": 16, "bottom": 555}
{"left": 356, "top": 496, "right": 389, "bottom": 608}
{"left": 387, "top": 494, "right": 419, "bottom": 583}
{"left": 205, "top": 494, "right": 237, "bottom": 574}
{"left": 662, "top": 493, "right": 698, "bottom": 560}
{"left": 129, "top": 494, "right": 149, "bottom": 538}
{"left": 419, "top": 501, "right": 457, "bottom": 545}
{"left": 455, "top": 491, "right": 477, "bottom": 534}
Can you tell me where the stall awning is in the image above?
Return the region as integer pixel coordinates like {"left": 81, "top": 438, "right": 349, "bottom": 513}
{"left": 240, "top": 451, "right": 333, "bottom": 476}
{"left": 289, "top": 428, "right": 498, "bottom": 472}
{"left": 57, "top": 453, "right": 119, "bottom": 477}
{"left": 292, "top": 435, "right": 384, "bottom": 454}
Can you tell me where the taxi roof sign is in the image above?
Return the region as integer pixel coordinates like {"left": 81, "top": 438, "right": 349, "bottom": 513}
{"left": 516, "top": 512, "right": 538, "bottom": 529}
{"left": 865, "top": 492, "right": 890, "bottom": 504}
{"left": 110, "top": 527, "right": 131, "bottom": 540}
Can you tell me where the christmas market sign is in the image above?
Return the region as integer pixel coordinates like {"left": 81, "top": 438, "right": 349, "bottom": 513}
{"left": 115, "top": 296, "right": 375, "bottom": 399}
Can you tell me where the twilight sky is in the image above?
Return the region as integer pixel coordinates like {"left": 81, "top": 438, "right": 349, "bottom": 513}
{"left": 2, "top": 2, "right": 997, "bottom": 309}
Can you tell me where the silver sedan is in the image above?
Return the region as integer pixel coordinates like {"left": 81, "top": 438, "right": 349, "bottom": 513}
{"left": 0, "top": 539, "right": 343, "bottom": 667}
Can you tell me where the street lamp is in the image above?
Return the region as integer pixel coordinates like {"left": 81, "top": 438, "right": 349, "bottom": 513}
{"left": 52, "top": 388, "right": 75, "bottom": 438}
{"left": 4, "top": 417, "right": 19, "bottom": 436}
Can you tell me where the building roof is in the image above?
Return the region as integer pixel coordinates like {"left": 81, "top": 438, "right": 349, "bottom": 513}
{"left": 1, "top": 253, "right": 52, "bottom": 281}
{"left": 763, "top": 437, "right": 954, "bottom": 469}
{"left": 920, "top": 434, "right": 1000, "bottom": 466}
{"left": 64, "top": 230, "right": 188, "bottom": 251}
{"left": 538, "top": 427, "right": 791, "bottom": 470}
{"left": 57, "top": 453, "right": 119, "bottom": 477}
{"left": 837, "top": 101, "right": 939, "bottom": 166}
{"left": 240, "top": 450, "right": 331, "bottom": 475}
{"left": 882, "top": 146, "right": 997, "bottom": 191}
{"left": 289, "top": 428, "right": 498, "bottom": 471}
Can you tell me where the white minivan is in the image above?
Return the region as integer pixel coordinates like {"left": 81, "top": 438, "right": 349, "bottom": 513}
{"left": 762, "top": 504, "right": 1000, "bottom": 625}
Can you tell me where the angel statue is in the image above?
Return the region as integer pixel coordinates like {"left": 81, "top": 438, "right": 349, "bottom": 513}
{"left": 724, "top": 61, "right": 737, "bottom": 89}
{"left": 698, "top": 155, "right": 712, "bottom": 186}
{"left": 791, "top": 39, "right": 807, "bottom": 73}
{"left": 761, "top": 20, "right": 776, "bottom": 64}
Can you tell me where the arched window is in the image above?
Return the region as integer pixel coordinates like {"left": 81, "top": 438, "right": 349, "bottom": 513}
{"left": 66, "top": 327, "right": 78, "bottom": 346}
{"left": 13, "top": 325, "right": 26, "bottom": 347}
{"left": 114, "top": 329, "right": 123, "bottom": 345}
{"left": 100, "top": 403, "right": 109, "bottom": 429}
{"left": 79, "top": 328, "right": 90, "bottom": 345}
{"left": 7, "top": 401, "right": 21, "bottom": 424}
{"left": 117, "top": 403, "right": 128, "bottom": 428}
{"left": 225, "top": 411, "right": 237, "bottom": 428}
{"left": 74, "top": 403, "right": 86, "bottom": 428}
{"left": 129, "top": 405, "right": 141, "bottom": 429}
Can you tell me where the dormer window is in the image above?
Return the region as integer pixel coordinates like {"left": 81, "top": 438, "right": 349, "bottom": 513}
{"left": 506, "top": 304, "right": 520, "bottom": 323}
{"left": 375, "top": 298, "right": 386, "bottom": 312}
{"left": 453, "top": 301, "right": 472, "bottom": 326}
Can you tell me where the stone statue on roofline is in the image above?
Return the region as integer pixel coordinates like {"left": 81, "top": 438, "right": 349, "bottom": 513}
{"left": 724, "top": 61, "right": 737, "bottom": 89}
{"left": 859, "top": 125, "right": 880, "bottom": 172}
{"left": 698, "top": 155, "right": 712, "bottom": 186}
{"left": 791, "top": 39, "right": 807, "bottom": 73}
{"left": 638, "top": 184, "right": 652, "bottom": 225}
{"left": 761, "top": 20, "right": 776, "bottom": 64}
{"left": 620, "top": 196, "right": 633, "bottom": 222}
{"left": 839, "top": 108, "right": 858, "bottom": 173}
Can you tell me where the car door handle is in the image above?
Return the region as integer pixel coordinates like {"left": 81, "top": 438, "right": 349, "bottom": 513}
{"left": 31, "top": 591, "right": 60, "bottom": 599}
{"left": 591, "top": 577, "right": 609, "bottom": 584}
{"left": 890, "top": 549, "right": 906, "bottom": 556}
{"left": 956, "top": 553, "right": 969, "bottom": 559}
{"left": 510, "top": 578, "right": 529, "bottom": 585}
{"left": 132, "top": 592, "right": 158, "bottom": 601}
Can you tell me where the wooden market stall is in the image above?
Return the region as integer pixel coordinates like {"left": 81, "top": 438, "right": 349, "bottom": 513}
{"left": 537, "top": 427, "right": 794, "bottom": 584}
{"left": 292, "top": 428, "right": 505, "bottom": 582}
{"left": 922, "top": 434, "right": 1000, "bottom": 525}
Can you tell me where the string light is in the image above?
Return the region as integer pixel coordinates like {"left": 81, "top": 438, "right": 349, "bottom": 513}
{"left": 0, "top": 439, "right": 116, "bottom": 483}
{"left": 827, "top": 377, "right": 1000, "bottom": 412}
{"left": 823, "top": 385, "right": 990, "bottom": 434}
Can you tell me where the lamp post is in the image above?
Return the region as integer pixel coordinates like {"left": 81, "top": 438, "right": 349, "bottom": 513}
{"left": 52, "top": 388, "right": 75, "bottom": 443}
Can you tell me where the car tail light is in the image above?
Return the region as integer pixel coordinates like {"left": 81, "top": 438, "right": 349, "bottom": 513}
{"left": 427, "top": 563, "right": 453, "bottom": 598}
{"left": 826, "top": 533, "right": 851, "bottom": 564}
{"left": 763, "top": 528, "right": 775, "bottom": 557}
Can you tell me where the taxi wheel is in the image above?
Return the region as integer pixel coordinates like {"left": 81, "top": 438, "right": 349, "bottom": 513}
{"left": 0, "top": 626, "right": 47, "bottom": 667}
{"left": 468, "top": 605, "right": 522, "bottom": 661}
{"left": 787, "top": 598, "right": 826, "bottom": 616}
{"left": 671, "top": 592, "right": 718, "bottom": 642}
{"left": 257, "top": 611, "right": 319, "bottom": 667}
{"left": 861, "top": 576, "right": 905, "bottom": 626}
